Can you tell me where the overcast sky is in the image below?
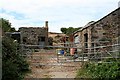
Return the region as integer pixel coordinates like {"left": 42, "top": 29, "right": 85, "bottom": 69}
{"left": 0, "top": 0, "right": 119, "bottom": 33}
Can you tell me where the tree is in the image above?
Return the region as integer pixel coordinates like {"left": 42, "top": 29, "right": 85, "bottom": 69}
{"left": 61, "top": 27, "right": 67, "bottom": 34}
{"left": 10, "top": 27, "right": 16, "bottom": 32}
{"left": 0, "top": 18, "right": 16, "bottom": 33}
{"left": 61, "top": 27, "right": 80, "bottom": 35}
{"left": 61, "top": 27, "right": 80, "bottom": 42}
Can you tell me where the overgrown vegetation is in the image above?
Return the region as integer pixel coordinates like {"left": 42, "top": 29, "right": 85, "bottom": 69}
{"left": 76, "top": 58, "right": 120, "bottom": 79}
{"left": 2, "top": 37, "right": 30, "bottom": 80}
{"left": 1, "top": 18, "right": 30, "bottom": 80}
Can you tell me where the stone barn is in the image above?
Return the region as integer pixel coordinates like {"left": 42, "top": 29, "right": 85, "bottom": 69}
{"left": 74, "top": 7, "right": 120, "bottom": 53}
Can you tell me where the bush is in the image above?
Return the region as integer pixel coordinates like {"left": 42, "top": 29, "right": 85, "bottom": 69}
{"left": 76, "top": 58, "right": 120, "bottom": 79}
{"left": 2, "top": 36, "right": 30, "bottom": 80}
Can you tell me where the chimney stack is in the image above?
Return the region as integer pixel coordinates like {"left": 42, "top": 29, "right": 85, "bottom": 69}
{"left": 45, "top": 21, "right": 48, "bottom": 28}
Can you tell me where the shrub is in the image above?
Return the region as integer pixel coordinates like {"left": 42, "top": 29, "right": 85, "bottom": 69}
{"left": 2, "top": 36, "right": 30, "bottom": 80}
{"left": 76, "top": 58, "right": 120, "bottom": 79}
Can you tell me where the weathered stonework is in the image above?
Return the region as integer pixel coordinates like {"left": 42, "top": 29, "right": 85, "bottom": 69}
{"left": 19, "top": 21, "right": 48, "bottom": 46}
{"left": 91, "top": 8, "right": 120, "bottom": 46}
{"left": 74, "top": 8, "right": 120, "bottom": 53}
{"left": 48, "top": 32, "right": 66, "bottom": 45}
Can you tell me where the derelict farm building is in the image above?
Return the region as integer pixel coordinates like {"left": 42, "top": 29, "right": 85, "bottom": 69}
{"left": 19, "top": 21, "right": 48, "bottom": 46}
{"left": 74, "top": 7, "right": 120, "bottom": 53}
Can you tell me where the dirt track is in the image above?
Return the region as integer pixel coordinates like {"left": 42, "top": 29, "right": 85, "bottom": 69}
{"left": 25, "top": 50, "right": 81, "bottom": 79}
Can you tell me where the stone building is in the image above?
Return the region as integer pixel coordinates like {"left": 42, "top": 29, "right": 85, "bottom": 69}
{"left": 19, "top": 21, "right": 49, "bottom": 46}
{"left": 91, "top": 7, "right": 120, "bottom": 47}
{"left": 74, "top": 21, "right": 95, "bottom": 52}
{"left": 74, "top": 7, "right": 120, "bottom": 53}
{"left": 48, "top": 32, "right": 66, "bottom": 46}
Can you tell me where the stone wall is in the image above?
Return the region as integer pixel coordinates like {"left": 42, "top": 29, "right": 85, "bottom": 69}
{"left": 73, "top": 8, "right": 120, "bottom": 52}
{"left": 48, "top": 32, "right": 66, "bottom": 45}
{"left": 91, "top": 8, "right": 120, "bottom": 46}
{"left": 19, "top": 21, "right": 48, "bottom": 46}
